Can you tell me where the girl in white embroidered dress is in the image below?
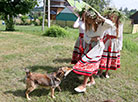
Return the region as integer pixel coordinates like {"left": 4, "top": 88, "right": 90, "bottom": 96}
{"left": 71, "top": 11, "right": 85, "bottom": 64}
{"left": 73, "top": 10, "right": 115, "bottom": 92}
{"left": 99, "top": 10, "right": 123, "bottom": 78}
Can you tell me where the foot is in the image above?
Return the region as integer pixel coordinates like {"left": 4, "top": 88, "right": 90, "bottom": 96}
{"left": 51, "top": 95, "right": 56, "bottom": 98}
{"left": 27, "top": 97, "right": 31, "bottom": 100}
{"left": 105, "top": 74, "right": 110, "bottom": 78}
{"left": 26, "top": 94, "right": 31, "bottom": 100}
{"left": 97, "top": 74, "right": 104, "bottom": 78}
{"left": 86, "top": 81, "right": 95, "bottom": 87}
{"left": 74, "top": 85, "right": 86, "bottom": 93}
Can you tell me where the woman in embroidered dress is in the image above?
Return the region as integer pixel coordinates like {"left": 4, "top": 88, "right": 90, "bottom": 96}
{"left": 98, "top": 8, "right": 124, "bottom": 78}
{"left": 73, "top": 8, "right": 115, "bottom": 92}
{"left": 71, "top": 9, "right": 86, "bottom": 64}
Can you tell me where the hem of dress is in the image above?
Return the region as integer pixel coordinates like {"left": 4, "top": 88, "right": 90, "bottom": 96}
{"left": 99, "top": 67, "right": 120, "bottom": 70}
{"left": 73, "top": 70, "right": 97, "bottom": 76}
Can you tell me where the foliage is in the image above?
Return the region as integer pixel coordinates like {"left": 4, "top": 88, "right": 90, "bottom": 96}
{"left": 4, "top": 15, "right": 15, "bottom": 31}
{"left": 119, "top": 7, "right": 137, "bottom": 18}
{"left": 38, "top": 16, "right": 43, "bottom": 25}
{"left": 21, "top": 15, "right": 28, "bottom": 25}
{"left": 0, "top": 0, "right": 37, "bottom": 31}
{"left": 43, "top": 25, "right": 69, "bottom": 37}
{"left": 83, "top": 0, "right": 111, "bottom": 12}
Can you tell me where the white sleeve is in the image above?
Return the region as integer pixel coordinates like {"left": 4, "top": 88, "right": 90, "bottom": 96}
{"left": 84, "top": 33, "right": 91, "bottom": 44}
{"left": 118, "top": 24, "right": 123, "bottom": 50}
{"left": 104, "top": 18, "right": 115, "bottom": 28}
{"left": 73, "top": 18, "right": 80, "bottom": 28}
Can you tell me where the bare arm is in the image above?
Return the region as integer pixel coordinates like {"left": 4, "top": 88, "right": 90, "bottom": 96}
{"left": 73, "top": 18, "right": 80, "bottom": 28}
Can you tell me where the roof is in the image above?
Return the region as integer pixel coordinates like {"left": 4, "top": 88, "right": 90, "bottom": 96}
{"left": 130, "top": 11, "right": 138, "bottom": 20}
{"left": 56, "top": 6, "right": 78, "bottom": 21}
{"left": 60, "top": 6, "right": 73, "bottom": 13}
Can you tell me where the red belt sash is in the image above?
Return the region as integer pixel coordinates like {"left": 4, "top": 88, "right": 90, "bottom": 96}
{"left": 79, "top": 33, "right": 84, "bottom": 38}
{"left": 103, "top": 34, "right": 117, "bottom": 52}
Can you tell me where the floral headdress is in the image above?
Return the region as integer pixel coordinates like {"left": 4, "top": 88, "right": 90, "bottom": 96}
{"left": 85, "top": 8, "right": 97, "bottom": 19}
{"left": 76, "top": 6, "right": 98, "bottom": 19}
{"left": 103, "top": 7, "right": 126, "bottom": 22}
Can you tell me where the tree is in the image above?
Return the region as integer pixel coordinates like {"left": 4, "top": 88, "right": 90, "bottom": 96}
{"left": 84, "top": 0, "right": 111, "bottom": 12}
{"left": 0, "top": 0, "right": 37, "bottom": 31}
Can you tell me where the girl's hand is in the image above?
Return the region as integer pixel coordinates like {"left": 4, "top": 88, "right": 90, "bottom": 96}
{"left": 91, "top": 36, "right": 100, "bottom": 42}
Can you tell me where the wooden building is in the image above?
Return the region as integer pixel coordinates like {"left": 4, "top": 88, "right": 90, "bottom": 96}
{"left": 130, "top": 11, "right": 138, "bottom": 33}
{"left": 130, "top": 11, "right": 138, "bottom": 24}
{"left": 50, "top": 0, "right": 67, "bottom": 19}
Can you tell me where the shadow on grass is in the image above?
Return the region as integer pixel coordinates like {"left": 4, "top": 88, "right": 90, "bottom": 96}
{"left": 60, "top": 72, "right": 83, "bottom": 95}
{"left": 26, "top": 65, "right": 57, "bottom": 73}
{"left": 26, "top": 64, "right": 73, "bottom": 73}
{"left": 4, "top": 89, "right": 49, "bottom": 99}
{"left": 4, "top": 89, "right": 25, "bottom": 98}
{"left": 53, "top": 58, "right": 72, "bottom": 63}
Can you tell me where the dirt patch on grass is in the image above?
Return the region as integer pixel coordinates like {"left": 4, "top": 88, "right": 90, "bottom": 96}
{"left": 1, "top": 31, "right": 24, "bottom": 34}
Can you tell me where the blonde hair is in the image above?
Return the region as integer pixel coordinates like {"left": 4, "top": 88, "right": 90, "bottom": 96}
{"left": 85, "top": 14, "right": 104, "bottom": 32}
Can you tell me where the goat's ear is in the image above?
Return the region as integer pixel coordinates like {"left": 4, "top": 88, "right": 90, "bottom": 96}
{"left": 58, "top": 68, "right": 62, "bottom": 71}
{"left": 52, "top": 72, "right": 57, "bottom": 77}
{"left": 56, "top": 72, "right": 62, "bottom": 77}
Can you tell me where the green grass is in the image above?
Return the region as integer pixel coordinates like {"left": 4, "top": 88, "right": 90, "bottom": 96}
{"left": 0, "top": 23, "right": 138, "bottom": 102}
{"left": 123, "top": 20, "right": 133, "bottom": 34}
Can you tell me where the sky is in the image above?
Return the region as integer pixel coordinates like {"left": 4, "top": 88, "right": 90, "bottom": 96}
{"left": 111, "top": 0, "right": 138, "bottom": 10}
{"left": 38, "top": 0, "right": 138, "bottom": 10}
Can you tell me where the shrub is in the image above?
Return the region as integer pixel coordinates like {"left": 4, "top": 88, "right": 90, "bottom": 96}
{"left": 21, "top": 15, "right": 28, "bottom": 25}
{"left": 43, "top": 25, "right": 68, "bottom": 37}
{"left": 38, "top": 16, "right": 43, "bottom": 25}
{"left": 32, "top": 21, "right": 39, "bottom": 26}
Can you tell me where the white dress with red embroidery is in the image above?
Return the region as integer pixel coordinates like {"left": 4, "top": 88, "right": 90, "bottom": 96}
{"left": 99, "top": 24, "right": 123, "bottom": 70}
{"left": 73, "top": 18, "right": 115, "bottom": 76}
{"left": 71, "top": 18, "right": 85, "bottom": 64}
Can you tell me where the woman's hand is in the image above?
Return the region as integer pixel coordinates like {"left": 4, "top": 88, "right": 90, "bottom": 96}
{"left": 91, "top": 36, "right": 100, "bottom": 42}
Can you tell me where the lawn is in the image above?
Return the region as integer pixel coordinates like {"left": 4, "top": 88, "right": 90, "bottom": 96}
{"left": 0, "top": 24, "right": 138, "bottom": 102}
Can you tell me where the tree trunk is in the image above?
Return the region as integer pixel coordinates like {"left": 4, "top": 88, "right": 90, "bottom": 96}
{"left": 48, "top": 0, "right": 50, "bottom": 28}
{"left": 5, "top": 15, "right": 15, "bottom": 31}
{"left": 42, "top": 0, "right": 46, "bottom": 31}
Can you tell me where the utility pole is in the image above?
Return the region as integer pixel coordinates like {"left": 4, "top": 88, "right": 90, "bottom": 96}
{"left": 42, "top": 0, "right": 46, "bottom": 31}
{"left": 48, "top": 0, "right": 50, "bottom": 28}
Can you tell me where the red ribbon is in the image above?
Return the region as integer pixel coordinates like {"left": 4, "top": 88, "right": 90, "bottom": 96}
{"left": 79, "top": 33, "right": 84, "bottom": 38}
{"left": 103, "top": 34, "right": 117, "bottom": 52}
{"left": 79, "top": 33, "right": 84, "bottom": 55}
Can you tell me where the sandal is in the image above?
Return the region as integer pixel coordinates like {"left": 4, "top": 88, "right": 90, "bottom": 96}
{"left": 74, "top": 86, "right": 86, "bottom": 93}
{"left": 86, "top": 81, "right": 95, "bottom": 87}
{"left": 105, "top": 74, "right": 110, "bottom": 78}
